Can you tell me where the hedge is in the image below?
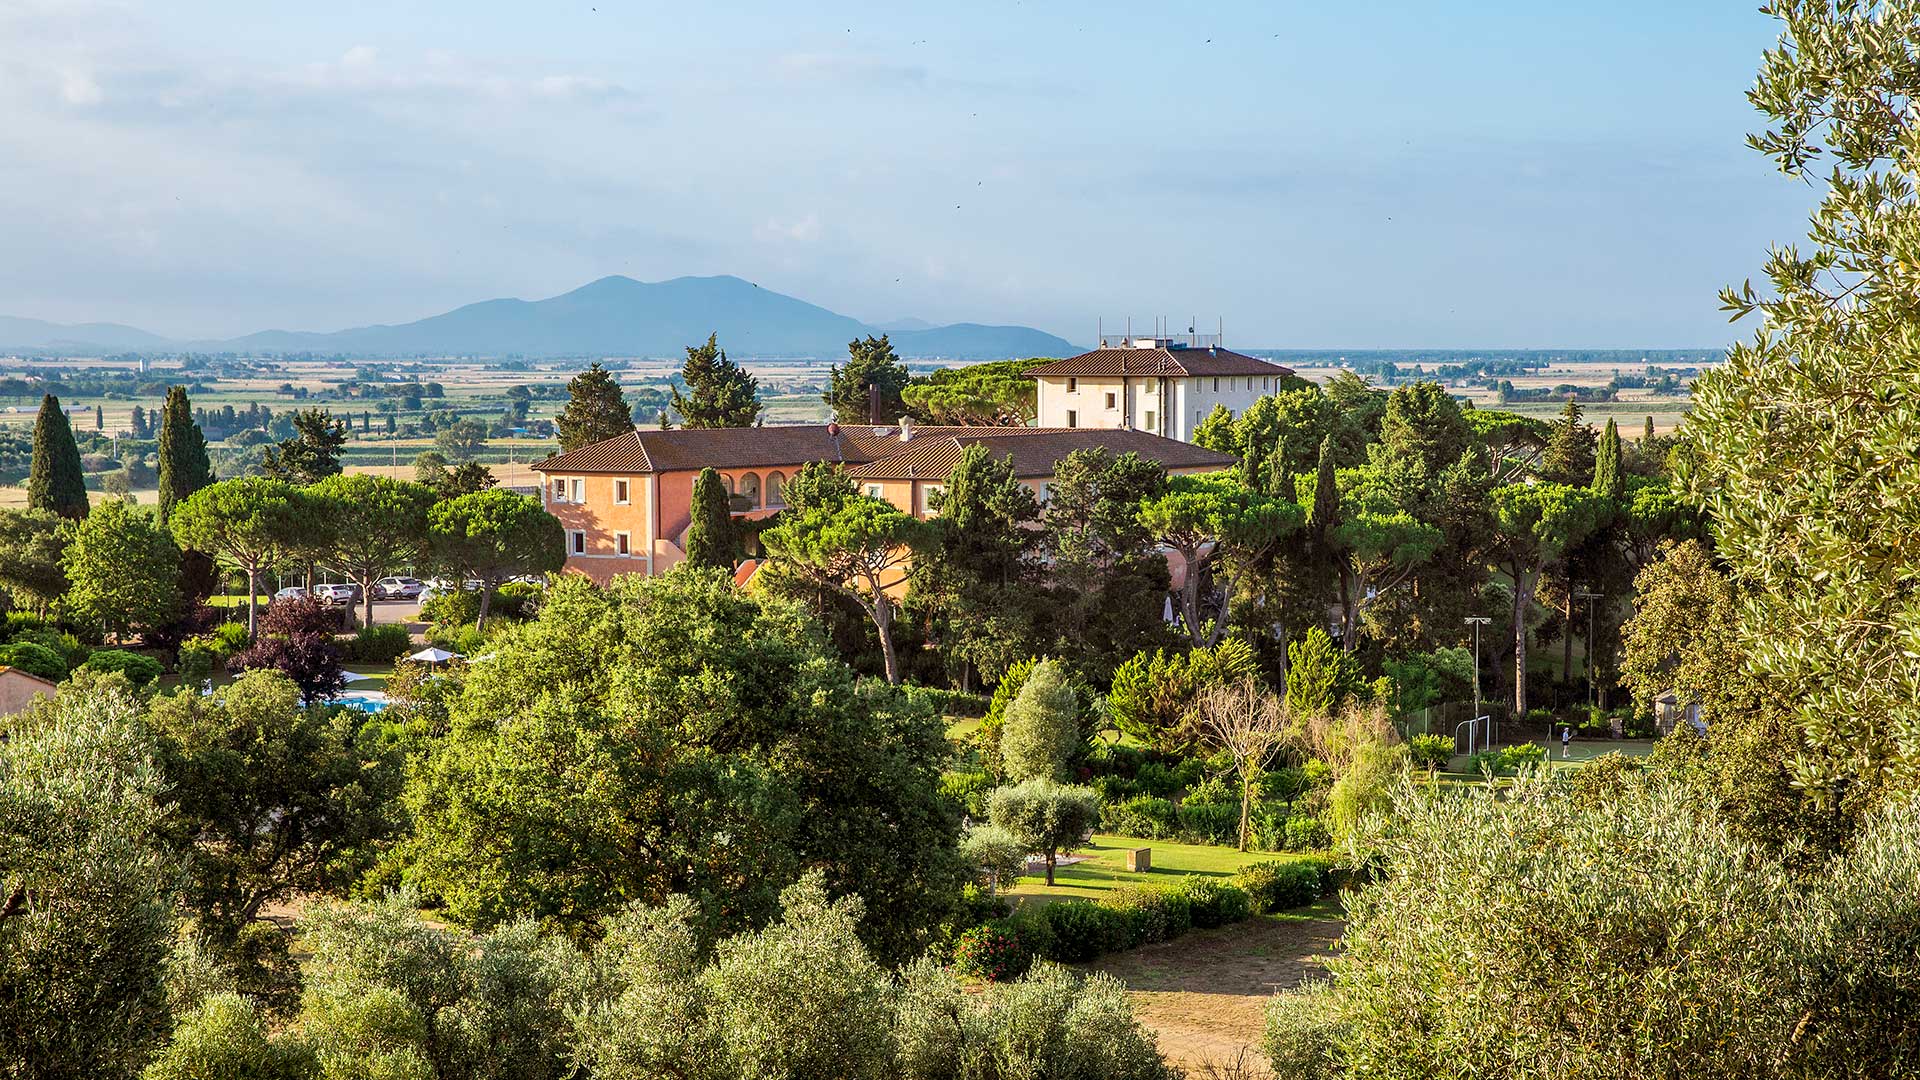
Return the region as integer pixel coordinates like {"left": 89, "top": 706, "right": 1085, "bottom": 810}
{"left": 79, "top": 649, "right": 165, "bottom": 688}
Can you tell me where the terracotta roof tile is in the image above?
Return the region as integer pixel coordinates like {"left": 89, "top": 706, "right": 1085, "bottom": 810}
{"left": 848, "top": 427, "right": 1236, "bottom": 480}
{"left": 1024, "top": 348, "right": 1292, "bottom": 378}
{"left": 538, "top": 423, "right": 1236, "bottom": 480}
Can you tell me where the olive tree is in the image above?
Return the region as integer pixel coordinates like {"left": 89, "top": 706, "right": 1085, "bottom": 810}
{"left": 986, "top": 779, "right": 1099, "bottom": 887}
{"left": 0, "top": 676, "right": 177, "bottom": 1078}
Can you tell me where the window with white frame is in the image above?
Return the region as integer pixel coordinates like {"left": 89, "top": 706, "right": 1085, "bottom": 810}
{"left": 1211, "top": 377, "right": 1219, "bottom": 392}
{"left": 1144, "top": 410, "right": 1156, "bottom": 431}
{"left": 569, "top": 530, "right": 586, "bottom": 555}
{"left": 569, "top": 478, "right": 584, "bottom": 503}
{"left": 1105, "top": 392, "right": 1116, "bottom": 409}
{"left": 921, "top": 483, "right": 945, "bottom": 517}
{"left": 1067, "top": 377, "right": 1078, "bottom": 392}
{"left": 613, "top": 479, "right": 630, "bottom": 504}
{"left": 1065, "top": 409, "right": 1078, "bottom": 428}
{"left": 551, "top": 477, "right": 567, "bottom": 502}
{"left": 615, "top": 531, "right": 631, "bottom": 555}
{"left": 864, "top": 483, "right": 885, "bottom": 499}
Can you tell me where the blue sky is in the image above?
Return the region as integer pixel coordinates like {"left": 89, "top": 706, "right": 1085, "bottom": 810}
{"left": 0, "top": 1, "right": 1808, "bottom": 347}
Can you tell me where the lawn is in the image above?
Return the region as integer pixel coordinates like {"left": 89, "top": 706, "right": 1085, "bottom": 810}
{"left": 1006, "top": 834, "right": 1311, "bottom": 905}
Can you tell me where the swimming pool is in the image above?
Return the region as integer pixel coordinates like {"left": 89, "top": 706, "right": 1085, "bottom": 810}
{"left": 335, "top": 690, "right": 391, "bottom": 714}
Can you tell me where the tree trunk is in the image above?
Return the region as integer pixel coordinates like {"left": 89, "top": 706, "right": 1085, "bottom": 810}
{"left": 1238, "top": 782, "right": 1253, "bottom": 851}
{"left": 1337, "top": 563, "right": 1358, "bottom": 652}
{"left": 1513, "top": 568, "right": 1534, "bottom": 716}
{"left": 1045, "top": 850, "right": 1056, "bottom": 887}
{"left": 1562, "top": 593, "right": 1574, "bottom": 687}
{"left": 873, "top": 590, "right": 900, "bottom": 684}
{"left": 1180, "top": 550, "right": 1206, "bottom": 646}
{"left": 476, "top": 583, "right": 494, "bottom": 630}
{"left": 246, "top": 566, "right": 260, "bottom": 640}
{"left": 363, "top": 574, "right": 377, "bottom": 632}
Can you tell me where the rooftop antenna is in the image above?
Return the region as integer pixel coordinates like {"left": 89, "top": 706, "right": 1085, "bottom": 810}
{"left": 1218, "top": 316, "right": 1224, "bottom": 347}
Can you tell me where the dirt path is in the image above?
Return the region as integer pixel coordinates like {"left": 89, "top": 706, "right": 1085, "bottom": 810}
{"left": 1080, "top": 915, "right": 1343, "bottom": 1076}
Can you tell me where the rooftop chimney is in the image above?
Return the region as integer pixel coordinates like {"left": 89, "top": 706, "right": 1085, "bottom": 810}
{"left": 898, "top": 417, "right": 914, "bottom": 441}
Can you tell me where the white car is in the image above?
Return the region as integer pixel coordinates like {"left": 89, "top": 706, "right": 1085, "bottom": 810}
{"left": 373, "top": 576, "right": 425, "bottom": 600}
{"left": 272, "top": 586, "right": 308, "bottom": 602}
{"left": 313, "top": 583, "right": 361, "bottom": 606}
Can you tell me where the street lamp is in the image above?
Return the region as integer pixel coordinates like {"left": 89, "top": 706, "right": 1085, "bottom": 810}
{"left": 1465, "top": 616, "right": 1491, "bottom": 747}
{"left": 1572, "top": 588, "right": 1604, "bottom": 709}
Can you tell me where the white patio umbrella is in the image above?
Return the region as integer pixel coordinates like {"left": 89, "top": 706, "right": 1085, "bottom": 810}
{"left": 406, "top": 647, "right": 462, "bottom": 664}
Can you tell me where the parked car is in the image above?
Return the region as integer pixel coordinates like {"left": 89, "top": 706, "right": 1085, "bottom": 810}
{"left": 372, "top": 576, "right": 425, "bottom": 600}
{"left": 313, "top": 583, "right": 362, "bottom": 606}
{"left": 272, "top": 586, "right": 309, "bottom": 602}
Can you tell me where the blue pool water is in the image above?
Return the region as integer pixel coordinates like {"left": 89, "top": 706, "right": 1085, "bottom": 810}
{"left": 335, "top": 690, "right": 391, "bottom": 714}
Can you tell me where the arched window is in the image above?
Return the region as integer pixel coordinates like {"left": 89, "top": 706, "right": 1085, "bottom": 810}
{"left": 739, "top": 472, "right": 762, "bottom": 508}
{"left": 722, "top": 473, "right": 736, "bottom": 495}
{"left": 766, "top": 471, "right": 786, "bottom": 507}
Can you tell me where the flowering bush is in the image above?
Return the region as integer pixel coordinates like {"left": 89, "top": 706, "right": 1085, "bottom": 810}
{"left": 952, "top": 922, "right": 1027, "bottom": 982}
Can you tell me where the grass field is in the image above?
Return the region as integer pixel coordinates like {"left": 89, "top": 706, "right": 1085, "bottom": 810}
{"left": 1005, "top": 834, "right": 1307, "bottom": 904}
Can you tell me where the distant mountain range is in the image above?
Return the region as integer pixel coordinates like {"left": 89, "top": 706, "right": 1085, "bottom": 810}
{"left": 0, "top": 275, "right": 1080, "bottom": 360}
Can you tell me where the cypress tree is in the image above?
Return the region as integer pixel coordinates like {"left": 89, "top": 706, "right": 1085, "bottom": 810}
{"left": 93, "top": 405, "right": 103, "bottom": 430}
{"left": 671, "top": 333, "right": 763, "bottom": 428}
{"left": 1643, "top": 415, "right": 1655, "bottom": 442}
{"left": 1541, "top": 396, "right": 1596, "bottom": 485}
{"left": 131, "top": 404, "right": 148, "bottom": 439}
{"left": 556, "top": 363, "right": 633, "bottom": 451}
{"left": 1592, "top": 417, "right": 1624, "bottom": 501}
{"left": 1307, "top": 435, "right": 1340, "bottom": 556}
{"left": 682, "top": 467, "right": 736, "bottom": 571}
{"left": 157, "top": 386, "right": 213, "bottom": 527}
{"left": 26, "top": 394, "right": 88, "bottom": 519}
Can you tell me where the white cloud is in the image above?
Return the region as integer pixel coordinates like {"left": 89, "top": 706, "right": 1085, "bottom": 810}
{"left": 340, "top": 44, "right": 378, "bottom": 68}
{"left": 756, "top": 214, "right": 824, "bottom": 244}
{"left": 59, "top": 68, "right": 102, "bottom": 105}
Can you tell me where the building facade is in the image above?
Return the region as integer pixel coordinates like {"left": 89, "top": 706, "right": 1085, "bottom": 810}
{"left": 1025, "top": 335, "right": 1296, "bottom": 443}
{"left": 532, "top": 422, "right": 1235, "bottom": 584}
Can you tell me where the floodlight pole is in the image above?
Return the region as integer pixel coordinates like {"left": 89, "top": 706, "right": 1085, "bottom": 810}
{"left": 1466, "top": 616, "right": 1491, "bottom": 746}
{"left": 1573, "top": 588, "right": 1604, "bottom": 709}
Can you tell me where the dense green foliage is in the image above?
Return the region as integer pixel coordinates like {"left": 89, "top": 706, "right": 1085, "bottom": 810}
{"left": 425, "top": 490, "right": 564, "bottom": 626}
{"left": 60, "top": 499, "right": 181, "bottom": 641}
{"left": 555, "top": 362, "right": 632, "bottom": 452}
{"left": 671, "top": 333, "right": 762, "bottom": 428}
{"left": 0, "top": 677, "right": 177, "bottom": 1078}
{"left": 396, "top": 570, "right": 965, "bottom": 962}
{"left": 900, "top": 358, "right": 1039, "bottom": 426}
{"left": 825, "top": 335, "right": 911, "bottom": 424}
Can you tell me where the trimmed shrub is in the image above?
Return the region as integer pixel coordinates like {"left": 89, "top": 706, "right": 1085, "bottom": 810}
{"left": 1407, "top": 733, "right": 1455, "bottom": 771}
{"left": 1002, "top": 907, "right": 1055, "bottom": 968}
{"left": 1237, "top": 860, "right": 1324, "bottom": 914}
{"left": 953, "top": 922, "right": 1028, "bottom": 982}
{"left": 342, "top": 624, "right": 412, "bottom": 664}
{"left": 1176, "top": 800, "right": 1240, "bottom": 845}
{"left": 1102, "top": 885, "right": 1191, "bottom": 948}
{"left": 9, "top": 628, "right": 87, "bottom": 672}
{"left": 0, "top": 641, "right": 64, "bottom": 682}
{"left": 1040, "top": 901, "right": 1129, "bottom": 962}
{"left": 1178, "top": 879, "right": 1252, "bottom": 929}
{"left": 1132, "top": 760, "right": 1182, "bottom": 797}
{"left": 1103, "top": 795, "right": 1178, "bottom": 840}
{"left": 78, "top": 649, "right": 164, "bottom": 688}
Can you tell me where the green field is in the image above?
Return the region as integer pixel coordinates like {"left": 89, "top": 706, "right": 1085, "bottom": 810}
{"left": 1005, "top": 834, "right": 1309, "bottom": 904}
